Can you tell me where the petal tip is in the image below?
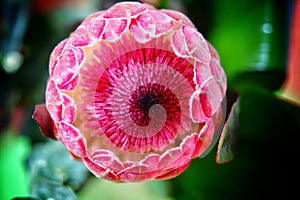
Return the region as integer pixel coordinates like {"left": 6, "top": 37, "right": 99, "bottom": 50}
{"left": 33, "top": 104, "right": 57, "bottom": 139}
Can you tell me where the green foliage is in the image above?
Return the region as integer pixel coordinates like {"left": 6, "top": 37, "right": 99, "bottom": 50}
{"left": 0, "top": 131, "right": 31, "bottom": 200}
{"left": 26, "top": 141, "right": 89, "bottom": 200}
{"left": 216, "top": 92, "right": 240, "bottom": 164}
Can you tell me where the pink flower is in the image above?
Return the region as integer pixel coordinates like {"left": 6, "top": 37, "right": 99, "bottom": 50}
{"left": 33, "top": 2, "right": 227, "bottom": 182}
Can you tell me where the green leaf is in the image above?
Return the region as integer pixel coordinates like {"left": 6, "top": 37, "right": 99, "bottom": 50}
{"left": 216, "top": 92, "right": 240, "bottom": 164}
{"left": 27, "top": 140, "right": 89, "bottom": 200}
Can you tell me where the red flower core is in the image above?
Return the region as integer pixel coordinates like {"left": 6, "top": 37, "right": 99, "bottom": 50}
{"left": 93, "top": 48, "right": 195, "bottom": 153}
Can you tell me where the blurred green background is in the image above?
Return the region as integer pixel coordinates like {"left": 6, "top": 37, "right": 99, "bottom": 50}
{"left": 1, "top": 0, "right": 299, "bottom": 199}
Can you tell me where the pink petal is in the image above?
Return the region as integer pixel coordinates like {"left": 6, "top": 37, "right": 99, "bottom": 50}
{"left": 198, "top": 101, "right": 226, "bottom": 158}
{"left": 70, "top": 18, "right": 105, "bottom": 46}
{"left": 172, "top": 26, "right": 210, "bottom": 62}
{"left": 117, "top": 169, "right": 159, "bottom": 182}
{"left": 103, "top": 2, "right": 147, "bottom": 18}
{"left": 194, "top": 61, "right": 213, "bottom": 86}
{"left": 52, "top": 47, "right": 83, "bottom": 90}
{"left": 158, "top": 134, "right": 197, "bottom": 170}
{"left": 191, "top": 138, "right": 204, "bottom": 158}
{"left": 58, "top": 121, "right": 86, "bottom": 157}
{"left": 210, "top": 57, "right": 227, "bottom": 97}
{"left": 136, "top": 10, "right": 173, "bottom": 36}
{"left": 83, "top": 157, "right": 120, "bottom": 181}
{"left": 190, "top": 90, "right": 209, "bottom": 122}
{"left": 49, "top": 38, "right": 69, "bottom": 76}
{"left": 156, "top": 161, "right": 191, "bottom": 180}
{"left": 121, "top": 164, "right": 156, "bottom": 174}
{"left": 102, "top": 19, "right": 127, "bottom": 41}
{"left": 180, "top": 133, "right": 198, "bottom": 154}
{"left": 171, "top": 27, "right": 189, "bottom": 57}
{"left": 52, "top": 48, "right": 76, "bottom": 88}
{"left": 161, "top": 9, "right": 195, "bottom": 28}
{"left": 141, "top": 154, "right": 160, "bottom": 169}
{"left": 74, "top": 47, "right": 84, "bottom": 67}
{"left": 190, "top": 77, "right": 223, "bottom": 122}
{"left": 61, "top": 94, "right": 75, "bottom": 124}
{"left": 201, "top": 78, "right": 223, "bottom": 117}
{"left": 182, "top": 26, "right": 210, "bottom": 62}
{"left": 197, "top": 120, "right": 215, "bottom": 156}
{"left": 91, "top": 150, "right": 123, "bottom": 172}
{"left": 158, "top": 148, "right": 182, "bottom": 169}
{"left": 45, "top": 79, "right": 63, "bottom": 122}
{"left": 62, "top": 75, "right": 79, "bottom": 90}
{"left": 129, "top": 10, "right": 173, "bottom": 42}
{"left": 129, "top": 19, "right": 148, "bottom": 42}
{"left": 69, "top": 27, "right": 93, "bottom": 47}
{"left": 84, "top": 18, "right": 105, "bottom": 39}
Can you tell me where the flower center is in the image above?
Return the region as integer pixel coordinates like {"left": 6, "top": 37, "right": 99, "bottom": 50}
{"left": 129, "top": 83, "right": 179, "bottom": 127}
{"left": 94, "top": 48, "right": 195, "bottom": 153}
{"left": 138, "top": 93, "right": 154, "bottom": 114}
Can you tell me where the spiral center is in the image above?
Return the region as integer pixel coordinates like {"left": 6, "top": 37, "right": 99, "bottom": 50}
{"left": 129, "top": 84, "right": 168, "bottom": 127}
{"left": 139, "top": 94, "right": 154, "bottom": 111}
{"left": 92, "top": 48, "right": 195, "bottom": 152}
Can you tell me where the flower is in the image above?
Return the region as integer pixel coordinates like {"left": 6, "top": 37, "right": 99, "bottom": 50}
{"left": 33, "top": 2, "right": 227, "bottom": 182}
